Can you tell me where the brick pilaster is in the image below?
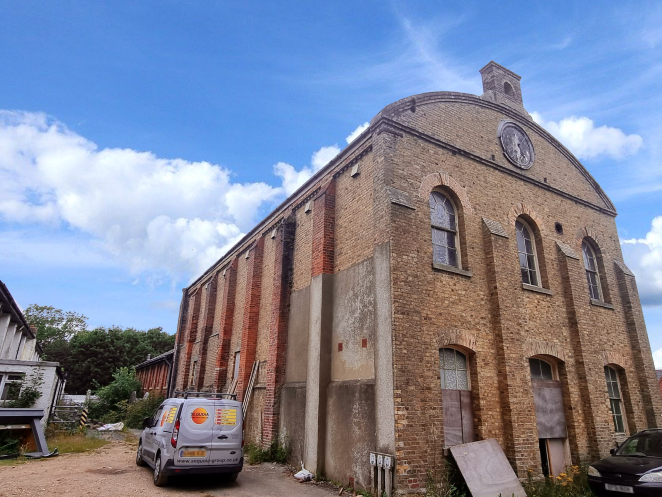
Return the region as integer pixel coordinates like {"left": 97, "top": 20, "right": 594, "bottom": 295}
{"left": 304, "top": 179, "right": 336, "bottom": 475}
{"left": 196, "top": 272, "right": 219, "bottom": 390}
{"left": 615, "top": 262, "right": 662, "bottom": 428}
{"left": 237, "top": 237, "right": 265, "bottom": 402}
{"left": 311, "top": 180, "right": 336, "bottom": 277}
{"left": 263, "top": 217, "right": 296, "bottom": 447}
{"left": 213, "top": 258, "right": 239, "bottom": 392}
{"left": 172, "top": 288, "right": 190, "bottom": 394}
{"left": 557, "top": 246, "right": 613, "bottom": 460}
{"left": 482, "top": 219, "right": 539, "bottom": 476}
{"left": 180, "top": 289, "right": 202, "bottom": 389}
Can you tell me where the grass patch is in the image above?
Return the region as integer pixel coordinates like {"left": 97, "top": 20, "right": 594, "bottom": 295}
{"left": 244, "top": 442, "right": 288, "bottom": 465}
{"left": 48, "top": 431, "right": 110, "bottom": 454}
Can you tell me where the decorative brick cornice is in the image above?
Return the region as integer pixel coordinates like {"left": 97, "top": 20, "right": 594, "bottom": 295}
{"left": 435, "top": 328, "right": 477, "bottom": 352}
{"left": 418, "top": 170, "right": 474, "bottom": 214}
{"left": 523, "top": 340, "right": 566, "bottom": 362}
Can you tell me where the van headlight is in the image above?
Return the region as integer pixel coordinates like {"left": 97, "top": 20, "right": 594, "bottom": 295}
{"left": 640, "top": 471, "right": 662, "bottom": 482}
{"left": 588, "top": 466, "right": 601, "bottom": 477}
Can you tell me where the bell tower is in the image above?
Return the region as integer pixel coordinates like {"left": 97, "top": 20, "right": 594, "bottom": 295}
{"left": 479, "top": 61, "right": 529, "bottom": 116}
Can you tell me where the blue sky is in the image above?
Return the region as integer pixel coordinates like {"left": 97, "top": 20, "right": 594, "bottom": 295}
{"left": 1, "top": 1, "right": 661, "bottom": 363}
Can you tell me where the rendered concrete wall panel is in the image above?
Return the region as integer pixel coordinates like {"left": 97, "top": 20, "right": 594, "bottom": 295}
{"left": 284, "top": 286, "right": 310, "bottom": 383}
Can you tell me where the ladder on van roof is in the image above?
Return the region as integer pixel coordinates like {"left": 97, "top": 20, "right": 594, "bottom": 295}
{"left": 173, "top": 391, "right": 237, "bottom": 400}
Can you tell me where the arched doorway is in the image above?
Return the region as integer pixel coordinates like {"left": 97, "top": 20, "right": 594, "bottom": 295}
{"left": 530, "top": 356, "right": 568, "bottom": 478}
{"left": 440, "top": 347, "right": 474, "bottom": 446}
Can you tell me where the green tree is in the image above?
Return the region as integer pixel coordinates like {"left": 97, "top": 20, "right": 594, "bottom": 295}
{"left": 24, "top": 304, "right": 88, "bottom": 350}
{"left": 64, "top": 326, "right": 175, "bottom": 394}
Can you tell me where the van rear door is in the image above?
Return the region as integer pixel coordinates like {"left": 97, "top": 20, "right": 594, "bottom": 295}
{"left": 174, "top": 401, "right": 213, "bottom": 466}
{"left": 209, "top": 401, "right": 242, "bottom": 466}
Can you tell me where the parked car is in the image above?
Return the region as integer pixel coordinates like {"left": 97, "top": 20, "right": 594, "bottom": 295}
{"left": 136, "top": 392, "right": 243, "bottom": 486}
{"left": 588, "top": 429, "right": 662, "bottom": 496}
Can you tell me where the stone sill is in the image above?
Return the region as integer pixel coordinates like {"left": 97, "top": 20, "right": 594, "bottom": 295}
{"left": 432, "top": 263, "right": 472, "bottom": 278}
{"left": 590, "top": 299, "right": 615, "bottom": 310}
{"left": 522, "top": 283, "right": 553, "bottom": 296}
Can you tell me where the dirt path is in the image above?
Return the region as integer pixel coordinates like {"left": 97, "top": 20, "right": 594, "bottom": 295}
{"left": 0, "top": 441, "right": 340, "bottom": 497}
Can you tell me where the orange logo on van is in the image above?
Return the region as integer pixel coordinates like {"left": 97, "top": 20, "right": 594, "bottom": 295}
{"left": 191, "top": 407, "right": 209, "bottom": 424}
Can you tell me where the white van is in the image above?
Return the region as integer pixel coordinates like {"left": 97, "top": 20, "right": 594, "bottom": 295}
{"left": 136, "top": 392, "right": 244, "bottom": 486}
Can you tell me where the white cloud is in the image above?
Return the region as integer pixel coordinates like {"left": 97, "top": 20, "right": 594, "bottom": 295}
{"left": 346, "top": 122, "right": 369, "bottom": 144}
{"left": 0, "top": 111, "right": 280, "bottom": 281}
{"left": 274, "top": 144, "right": 340, "bottom": 196}
{"left": 653, "top": 348, "right": 662, "bottom": 369}
{"left": 0, "top": 110, "right": 356, "bottom": 283}
{"left": 622, "top": 216, "right": 662, "bottom": 307}
{"left": 311, "top": 145, "right": 341, "bottom": 170}
{"left": 531, "top": 112, "right": 643, "bottom": 160}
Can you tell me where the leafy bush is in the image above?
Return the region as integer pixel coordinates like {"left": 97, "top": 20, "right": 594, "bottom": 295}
{"left": 122, "top": 395, "right": 165, "bottom": 428}
{"left": 88, "top": 367, "right": 141, "bottom": 420}
{"left": 523, "top": 465, "right": 595, "bottom": 497}
{"left": 0, "top": 432, "right": 20, "bottom": 456}
{"left": 244, "top": 442, "right": 288, "bottom": 465}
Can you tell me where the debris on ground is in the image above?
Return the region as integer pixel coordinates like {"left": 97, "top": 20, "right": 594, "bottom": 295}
{"left": 97, "top": 422, "right": 124, "bottom": 431}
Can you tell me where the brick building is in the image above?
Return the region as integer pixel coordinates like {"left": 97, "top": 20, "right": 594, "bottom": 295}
{"left": 170, "top": 62, "right": 662, "bottom": 493}
{"left": 135, "top": 349, "right": 174, "bottom": 398}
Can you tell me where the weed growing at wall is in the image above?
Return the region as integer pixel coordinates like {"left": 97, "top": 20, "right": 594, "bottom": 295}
{"left": 424, "top": 457, "right": 468, "bottom": 497}
{"left": 244, "top": 442, "right": 288, "bottom": 465}
{"left": 522, "top": 466, "right": 596, "bottom": 497}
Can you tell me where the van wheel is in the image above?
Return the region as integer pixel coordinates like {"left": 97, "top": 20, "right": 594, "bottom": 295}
{"left": 153, "top": 453, "right": 168, "bottom": 486}
{"left": 136, "top": 441, "right": 146, "bottom": 467}
{"left": 225, "top": 472, "right": 239, "bottom": 483}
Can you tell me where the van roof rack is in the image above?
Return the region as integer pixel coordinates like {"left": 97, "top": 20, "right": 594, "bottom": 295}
{"left": 173, "top": 390, "right": 237, "bottom": 400}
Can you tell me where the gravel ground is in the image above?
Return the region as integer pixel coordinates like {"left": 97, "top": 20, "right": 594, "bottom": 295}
{"left": 0, "top": 441, "right": 342, "bottom": 497}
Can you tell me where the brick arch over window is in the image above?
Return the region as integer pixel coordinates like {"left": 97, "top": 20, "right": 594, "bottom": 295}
{"left": 435, "top": 328, "right": 478, "bottom": 352}
{"left": 578, "top": 226, "right": 601, "bottom": 248}
{"left": 418, "top": 171, "right": 474, "bottom": 214}
{"left": 602, "top": 351, "right": 631, "bottom": 370}
{"left": 523, "top": 340, "right": 566, "bottom": 363}
{"left": 508, "top": 202, "right": 546, "bottom": 234}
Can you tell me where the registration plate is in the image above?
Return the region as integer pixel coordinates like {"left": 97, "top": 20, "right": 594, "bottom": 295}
{"left": 180, "top": 449, "right": 206, "bottom": 458}
{"left": 605, "top": 484, "right": 634, "bottom": 494}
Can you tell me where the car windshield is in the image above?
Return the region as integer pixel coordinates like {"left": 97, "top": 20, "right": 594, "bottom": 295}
{"left": 616, "top": 433, "right": 662, "bottom": 457}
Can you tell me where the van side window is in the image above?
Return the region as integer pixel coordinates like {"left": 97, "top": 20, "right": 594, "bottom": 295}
{"left": 151, "top": 406, "right": 164, "bottom": 427}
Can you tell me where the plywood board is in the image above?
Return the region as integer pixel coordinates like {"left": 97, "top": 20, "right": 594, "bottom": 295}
{"left": 532, "top": 380, "right": 567, "bottom": 439}
{"left": 450, "top": 439, "right": 526, "bottom": 497}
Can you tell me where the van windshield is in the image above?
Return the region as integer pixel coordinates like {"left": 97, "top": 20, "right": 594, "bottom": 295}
{"left": 616, "top": 433, "right": 662, "bottom": 457}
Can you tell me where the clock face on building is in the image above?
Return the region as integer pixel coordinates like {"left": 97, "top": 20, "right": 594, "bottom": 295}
{"left": 498, "top": 121, "right": 535, "bottom": 169}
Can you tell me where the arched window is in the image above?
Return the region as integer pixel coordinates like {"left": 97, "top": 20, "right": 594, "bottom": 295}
{"left": 529, "top": 357, "right": 555, "bottom": 380}
{"left": 583, "top": 241, "right": 602, "bottom": 300}
{"left": 605, "top": 366, "right": 625, "bottom": 433}
{"left": 430, "top": 191, "right": 459, "bottom": 268}
{"left": 439, "top": 348, "right": 469, "bottom": 390}
{"left": 504, "top": 81, "right": 515, "bottom": 97}
{"left": 516, "top": 219, "right": 540, "bottom": 286}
